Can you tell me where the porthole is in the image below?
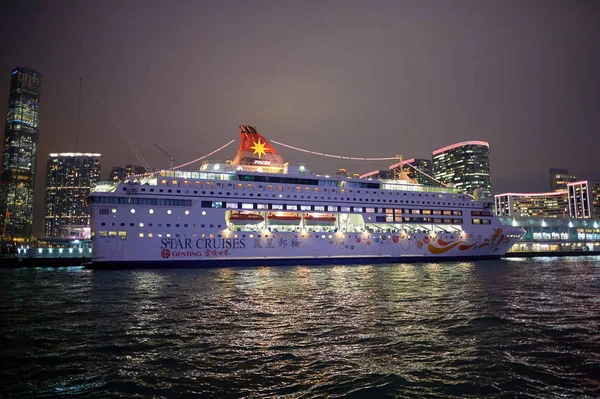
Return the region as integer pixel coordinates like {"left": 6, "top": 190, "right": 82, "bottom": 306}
{"left": 167, "top": 210, "right": 172, "bottom": 215}
{"left": 130, "top": 209, "right": 136, "bottom": 214}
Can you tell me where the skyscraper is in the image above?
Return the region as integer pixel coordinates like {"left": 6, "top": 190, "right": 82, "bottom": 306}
{"left": 549, "top": 168, "right": 576, "bottom": 192}
{"left": 395, "top": 158, "right": 434, "bottom": 185}
{"left": 0, "top": 67, "right": 41, "bottom": 240}
{"left": 109, "top": 166, "right": 124, "bottom": 181}
{"left": 432, "top": 141, "right": 492, "bottom": 198}
{"left": 44, "top": 153, "right": 101, "bottom": 237}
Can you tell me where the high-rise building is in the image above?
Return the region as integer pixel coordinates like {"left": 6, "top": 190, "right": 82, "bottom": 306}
{"left": 110, "top": 166, "right": 124, "bottom": 181}
{"left": 0, "top": 67, "right": 41, "bottom": 240}
{"left": 44, "top": 153, "right": 101, "bottom": 237}
{"left": 393, "top": 158, "right": 434, "bottom": 185}
{"left": 432, "top": 141, "right": 492, "bottom": 198}
{"left": 549, "top": 168, "right": 576, "bottom": 192}
{"left": 568, "top": 180, "right": 600, "bottom": 219}
{"left": 494, "top": 191, "right": 569, "bottom": 218}
{"left": 124, "top": 164, "right": 146, "bottom": 176}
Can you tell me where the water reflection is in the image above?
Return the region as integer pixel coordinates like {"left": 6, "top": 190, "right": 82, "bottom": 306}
{"left": 1, "top": 258, "right": 599, "bottom": 398}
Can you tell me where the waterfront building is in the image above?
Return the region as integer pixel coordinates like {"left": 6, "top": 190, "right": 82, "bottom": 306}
{"left": 0, "top": 67, "right": 42, "bottom": 241}
{"left": 44, "top": 153, "right": 101, "bottom": 237}
{"left": 503, "top": 216, "right": 600, "bottom": 253}
{"left": 432, "top": 141, "right": 492, "bottom": 199}
{"left": 390, "top": 158, "right": 433, "bottom": 185}
{"left": 109, "top": 164, "right": 146, "bottom": 181}
{"left": 494, "top": 191, "right": 569, "bottom": 218}
{"left": 124, "top": 164, "right": 146, "bottom": 177}
{"left": 360, "top": 158, "right": 434, "bottom": 185}
{"left": 568, "top": 180, "right": 600, "bottom": 219}
{"left": 550, "top": 168, "right": 576, "bottom": 191}
{"left": 110, "top": 166, "right": 124, "bottom": 181}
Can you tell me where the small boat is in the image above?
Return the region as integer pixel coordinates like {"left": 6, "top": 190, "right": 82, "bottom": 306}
{"left": 228, "top": 212, "right": 264, "bottom": 225}
{"left": 267, "top": 213, "right": 301, "bottom": 225}
{"left": 305, "top": 213, "right": 337, "bottom": 226}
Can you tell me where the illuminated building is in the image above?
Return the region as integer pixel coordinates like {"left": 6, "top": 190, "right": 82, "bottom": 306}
{"left": 110, "top": 166, "right": 124, "bottom": 181}
{"left": 44, "top": 153, "right": 101, "bottom": 236}
{"left": 432, "top": 141, "right": 492, "bottom": 198}
{"left": 124, "top": 164, "right": 146, "bottom": 176}
{"left": 568, "top": 180, "right": 600, "bottom": 219}
{"left": 389, "top": 158, "right": 434, "bottom": 185}
{"left": 109, "top": 165, "right": 145, "bottom": 182}
{"left": 549, "top": 168, "right": 576, "bottom": 191}
{"left": 494, "top": 191, "right": 569, "bottom": 218}
{"left": 0, "top": 67, "right": 41, "bottom": 240}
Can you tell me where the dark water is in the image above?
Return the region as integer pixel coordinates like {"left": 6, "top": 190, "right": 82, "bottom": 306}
{"left": 1, "top": 257, "right": 599, "bottom": 398}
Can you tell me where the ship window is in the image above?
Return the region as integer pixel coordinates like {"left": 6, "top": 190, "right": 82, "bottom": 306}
{"left": 176, "top": 224, "right": 180, "bottom": 227}
{"left": 101, "top": 222, "right": 106, "bottom": 226}
{"left": 129, "top": 223, "right": 134, "bottom": 227}
{"left": 120, "top": 223, "right": 125, "bottom": 226}
{"left": 184, "top": 224, "right": 188, "bottom": 227}
{"left": 210, "top": 224, "right": 214, "bottom": 228}
{"left": 139, "top": 223, "right": 144, "bottom": 227}
{"left": 168, "top": 190, "right": 172, "bottom": 193}
{"left": 201, "top": 224, "right": 205, "bottom": 228}
{"left": 99, "top": 231, "right": 107, "bottom": 236}
{"left": 139, "top": 233, "right": 144, "bottom": 238}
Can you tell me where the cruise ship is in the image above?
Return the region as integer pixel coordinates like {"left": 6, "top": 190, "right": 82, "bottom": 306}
{"left": 87, "top": 126, "right": 525, "bottom": 267}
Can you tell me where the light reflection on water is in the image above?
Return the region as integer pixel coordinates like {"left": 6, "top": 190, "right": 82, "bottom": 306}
{"left": 1, "top": 256, "right": 600, "bottom": 398}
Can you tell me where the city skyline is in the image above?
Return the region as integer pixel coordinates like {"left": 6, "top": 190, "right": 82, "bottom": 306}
{"left": 1, "top": 1, "right": 599, "bottom": 236}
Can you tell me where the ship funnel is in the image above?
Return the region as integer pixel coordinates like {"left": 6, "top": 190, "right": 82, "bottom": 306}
{"left": 231, "top": 125, "right": 286, "bottom": 169}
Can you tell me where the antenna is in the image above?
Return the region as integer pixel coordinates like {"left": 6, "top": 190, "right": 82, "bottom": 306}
{"left": 76, "top": 77, "right": 82, "bottom": 152}
{"left": 95, "top": 97, "right": 154, "bottom": 173}
{"left": 153, "top": 143, "right": 174, "bottom": 170}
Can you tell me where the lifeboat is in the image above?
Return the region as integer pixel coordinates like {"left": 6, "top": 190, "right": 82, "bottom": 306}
{"left": 228, "top": 212, "right": 264, "bottom": 225}
{"left": 305, "top": 213, "right": 337, "bottom": 226}
{"left": 267, "top": 213, "right": 301, "bottom": 225}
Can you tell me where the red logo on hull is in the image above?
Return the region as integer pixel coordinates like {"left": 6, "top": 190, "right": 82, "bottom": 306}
{"left": 161, "top": 249, "right": 171, "bottom": 259}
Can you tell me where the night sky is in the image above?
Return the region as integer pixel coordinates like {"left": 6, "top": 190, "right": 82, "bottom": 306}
{"left": 1, "top": 0, "right": 599, "bottom": 235}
